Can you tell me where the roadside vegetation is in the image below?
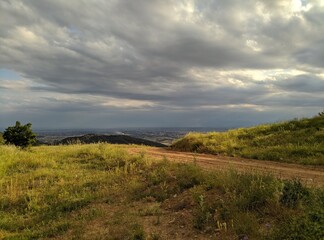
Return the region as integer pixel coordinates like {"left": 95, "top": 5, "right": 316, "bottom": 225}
{"left": 171, "top": 115, "right": 324, "bottom": 165}
{"left": 0, "top": 144, "right": 323, "bottom": 239}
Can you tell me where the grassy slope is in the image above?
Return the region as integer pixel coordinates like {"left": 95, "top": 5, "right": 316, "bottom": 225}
{"left": 0, "top": 144, "right": 323, "bottom": 239}
{"left": 171, "top": 116, "right": 324, "bottom": 165}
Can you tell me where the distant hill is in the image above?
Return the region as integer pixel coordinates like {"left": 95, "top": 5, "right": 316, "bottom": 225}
{"left": 57, "top": 134, "right": 166, "bottom": 147}
{"left": 171, "top": 115, "right": 324, "bottom": 165}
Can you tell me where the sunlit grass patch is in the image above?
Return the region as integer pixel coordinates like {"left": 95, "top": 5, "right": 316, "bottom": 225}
{"left": 171, "top": 115, "right": 324, "bottom": 165}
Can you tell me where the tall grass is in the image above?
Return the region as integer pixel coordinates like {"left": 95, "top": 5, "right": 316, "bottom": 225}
{"left": 0, "top": 144, "right": 323, "bottom": 239}
{"left": 171, "top": 115, "right": 324, "bottom": 165}
{"left": 0, "top": 133, "right": 4, "bottom": 145}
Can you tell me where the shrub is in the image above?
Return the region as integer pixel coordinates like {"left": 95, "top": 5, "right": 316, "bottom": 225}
{"left": 130, "top": 223, "right": 146, "bottom": 240}
{"left": 192, "top": 194, "right": 213, "bottom": 230}
{"left": 3, "top": 121, "right": 36, "bottom": 148}
{"left": 235, "top": 174, "right": 279, "bottom": 211}
{"left": 318, "top": 111, "right": 324, "bottom": 117}
{"left": 272, "top": 209, "right": 324, "bottom": 240}
{"left": 280, "top": 179, "right": 310, "bottom": 209}
{"left": 174, "top": 163, "right": 204, "bottom": 191}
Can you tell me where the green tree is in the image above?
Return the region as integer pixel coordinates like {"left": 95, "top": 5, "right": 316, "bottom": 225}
{"left": 3, "top": 121, "right": 36, "bottom": 148}
{"left": 319, "top": 110, "right": 324, "bottom": 117}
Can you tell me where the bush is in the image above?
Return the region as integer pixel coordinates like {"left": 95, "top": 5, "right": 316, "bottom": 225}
{"left": 174, "top": 163, "right": 204, "bottom": 191}
{"left": 130, "top": 223, "right": 146, "bottom": 240}
{"left": 280, "top": 179, "right": 310, "bottom": 209}
{"left": 235, "top": 174, "right": 279, "bottom": 211}
{"left": 3, "top": 121, "right": 36, "bottom": 148}
{"left": 272, "top": 209, "right": 324, "bottom": 240}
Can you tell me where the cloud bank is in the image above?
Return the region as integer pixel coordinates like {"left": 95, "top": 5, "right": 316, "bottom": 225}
{"left": 1, "top": 0, "right": 323, "bottom": 128}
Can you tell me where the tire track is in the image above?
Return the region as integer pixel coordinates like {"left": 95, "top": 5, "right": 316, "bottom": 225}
{"left": 128, "top": 147, "right": 324, "bottom": 187}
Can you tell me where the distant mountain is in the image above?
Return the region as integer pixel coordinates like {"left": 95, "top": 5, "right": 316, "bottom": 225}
{"left": 35, "top": 127, "right": 225, "bottom": 145}
{"left": 57, "top": 134, "right": 166, "bottom": 147}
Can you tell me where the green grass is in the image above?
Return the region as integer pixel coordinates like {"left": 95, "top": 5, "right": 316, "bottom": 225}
{"left": 171, "top": 115, "right": 324, "bottom": 165}
{"left": 0, "top": 144, "right": 323, "bottom": 239}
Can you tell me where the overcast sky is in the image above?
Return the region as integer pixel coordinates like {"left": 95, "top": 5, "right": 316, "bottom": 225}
{"left": 1, "top": 0, "right": 324, "bottom": 129}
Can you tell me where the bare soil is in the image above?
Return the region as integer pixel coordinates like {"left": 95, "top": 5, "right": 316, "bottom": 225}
{"left": 129, "top": 147, "right": 324, "bottom": 187}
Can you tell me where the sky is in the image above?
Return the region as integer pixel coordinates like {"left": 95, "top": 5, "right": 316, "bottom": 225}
{"left": 1, "top": 0, "right": 324, "bottom": 129}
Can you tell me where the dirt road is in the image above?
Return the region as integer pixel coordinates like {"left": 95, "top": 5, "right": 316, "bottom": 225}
{"left": 128, "top": 147, "right": 324, "bottom": 187}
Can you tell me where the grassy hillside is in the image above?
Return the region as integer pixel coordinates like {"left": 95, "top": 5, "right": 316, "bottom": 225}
{"left": 0, "top": 144, "right": 323, "bottom": 239}
{"left": 171, "top": 115, "right": 324, "bottom": 165}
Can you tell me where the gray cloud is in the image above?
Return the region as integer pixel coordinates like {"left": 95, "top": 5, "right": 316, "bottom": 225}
{"left": 0, "top": 0, "right": 323, "bottom": 128}
{"left": 274, "top": 74, "right": 324, "bottom": 93}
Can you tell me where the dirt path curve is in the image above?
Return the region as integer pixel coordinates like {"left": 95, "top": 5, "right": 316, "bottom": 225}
{"left": 128, "top": 147, "right": 324, "bottom": 187}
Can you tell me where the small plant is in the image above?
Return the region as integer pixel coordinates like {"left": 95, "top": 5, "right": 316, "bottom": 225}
{"left": 193, "top": 194, "right": 212, "bottom": 229}
{"left": 130, "top": 223, "right": 146, "bottom": 240}
{"left": 150, "top": 233, "right": 160, "bottom": 240}
{"left": 280, "top": 179, "right": 309, "bottom": 208}
{"left": 190, "top": 187, "right": 213, "bottom": 230}
{"left": 139, "top": 203, "right": 161, "bottom": 217}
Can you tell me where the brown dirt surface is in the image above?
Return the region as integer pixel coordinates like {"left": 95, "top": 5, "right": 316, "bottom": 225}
{"left": 128, "top": 147, "right": 324, "bottom": 187}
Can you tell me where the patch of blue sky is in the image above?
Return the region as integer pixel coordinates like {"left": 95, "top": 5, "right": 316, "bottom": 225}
{"left": 0, "top": 69, "right": 22, "bottom": 80}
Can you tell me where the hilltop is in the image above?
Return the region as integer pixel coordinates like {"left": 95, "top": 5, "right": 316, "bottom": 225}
{"left": 57, "top": 134, "right": 166, "bottom": 147}
{"left": 171, "top": 115, "right": 324, "bottom": 165}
